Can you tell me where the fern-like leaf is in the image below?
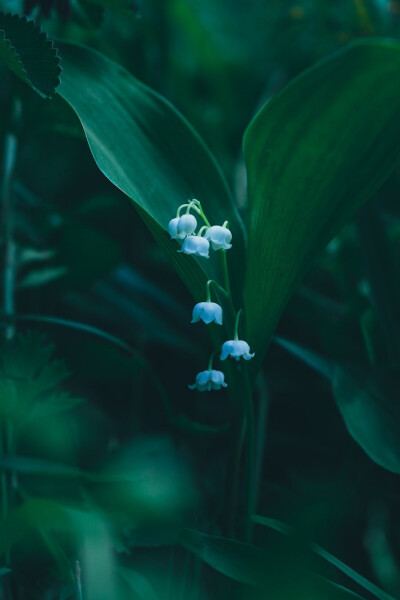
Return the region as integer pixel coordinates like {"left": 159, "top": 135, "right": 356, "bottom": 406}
{"left": 0, "top": 12, "right": 61, "bottom": 98}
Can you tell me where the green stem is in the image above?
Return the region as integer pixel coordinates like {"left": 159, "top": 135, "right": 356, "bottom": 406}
{"left": 226, "top": 403, "right": 246, "bottom": 537}
{"left": 234, "top": 309, "right": 242, "bottom": 340}
{"left": 207, "top": 352, "right": 215, "bottom": 370}
{"left": 220, "top": 251, "right": 235, "bottom": 315}
{"left": 1, "top": 102, "right": 19, "bottom": 340}
{"left": 0, "top": 429, "right": 8, "bottom": 521}
{"left": 75, "top": 560, "right": 83, "bottom": 600}
{"left": 176, "top": 203, "right": 190, "bottom": 217}
{"left": 250, "top": 375, "right": 269, "bottom": 518}
{"left": 191, "top": 203, "right": 211, "bottom": 228}
{"left": 206, "top": 280, "right": 212, "bottom": 302}
{"left": 166, "top": 545, "right": 175, "bottom": 600}
{"left": 198, "top": 225, "right": 208, "bottom": 236}
{"left": 242, "top": 373, "right": 256, "bottom": 542}
{"left": 178, "top": 551, "right": 191, "bottom": 600}
{"left": 224, "top": 368, "right": 256, "bottom": 542}
{"left": 0, "top": 101, "right": 20, "bottom": 597}
{"left": 206, "top": 279, "right": 228, "bottom": 302}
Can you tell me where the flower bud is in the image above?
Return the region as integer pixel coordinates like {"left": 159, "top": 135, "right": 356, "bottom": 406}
{"left": 188, "top": 370, "right": 228, "bottom": 392}
{"left": 191, "top": 302, "right": 223, "bottom": 325}
{"left": 169, "top": 214, "right": 197, "bottom": 239}
{"left": 205, "top": 225, "right": 232, "bottom": 250}
{"left": 220, "top": 340, "right": 255, "bottom": 361}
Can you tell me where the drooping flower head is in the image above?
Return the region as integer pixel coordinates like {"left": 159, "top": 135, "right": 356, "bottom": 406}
{"left": 205, "top": 225, "right": 232, "bottom": 250}
{"left": 178, "top": 235, "right": 210, "bottom": 258}
{"left": 189, "top": 369, "right": 228, "bottom": 392}
{"left": 220, "top": 340, "right": 255, "bottom": 361}
{"left": 191, "top": 302, "right": 223, "bottom": 325}
{"left": 168, "top": 214, "right": 197, "bottom": 239}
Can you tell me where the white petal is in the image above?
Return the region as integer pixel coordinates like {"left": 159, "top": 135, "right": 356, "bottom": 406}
{"left": 179, "top": 236, "right": 210, "bottom": 258}
{"left": 219, "top": 340, "right": 254, "bottom": 361}
{"left": 220, "top": 341, "right": 233, "bottom": 360}
{"left": 197, "top": 238, "right": 210, "bottom": 258}
{"left": 178, "top": 214, "right": 197, "bottom": 236}
{"left": 213, "top": 305, "right": 223, "bottom": 325}
{"left": 191, "top": 304, "right": 201, "bottom": 323}
{"left": 178, "top": 236, "right": 196, "bottom": 254}
{"left": 205, "top": 226, "right": 232, "bottom": 251}
{"left": 168, "top": 217, "right": 180, "bottom": 238}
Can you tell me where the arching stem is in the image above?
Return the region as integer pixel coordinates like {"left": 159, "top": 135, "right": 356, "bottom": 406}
{"left": 234, "top": 309, "right": 242, "bottom": 341}
{"left": 206, "top": 279, "right": 228, "bottom": 302}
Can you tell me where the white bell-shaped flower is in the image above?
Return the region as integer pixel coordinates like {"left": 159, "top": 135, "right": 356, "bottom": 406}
{"left": 188, "top": 369, "right": 228, "bottom": 392}
{"left": 191, "top": 301, "right": 223, "bottom": 325}
{"left": 169, "top": 214, "right": 197, "bottom": 239}
{"left": 220, "top": 340, "right": 255, "bottom": 361}
{"left": 205, "top": 225, "right": 232, "bottom": 250}
{"left": 179, "top": 235, "right": 210, "bottom": 258}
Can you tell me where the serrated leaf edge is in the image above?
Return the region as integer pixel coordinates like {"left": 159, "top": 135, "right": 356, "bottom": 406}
{"left": 0, "top": 11, "right": 62, "bottom": 98}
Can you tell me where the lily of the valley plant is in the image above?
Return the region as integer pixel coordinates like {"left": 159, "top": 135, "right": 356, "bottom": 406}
{"left": 168, "top": 199, "right": 255, "bottom": 391}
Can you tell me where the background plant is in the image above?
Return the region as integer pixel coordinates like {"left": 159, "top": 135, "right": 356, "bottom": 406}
{"left": 1, "top": 1, "right": 400, "bottom": 599}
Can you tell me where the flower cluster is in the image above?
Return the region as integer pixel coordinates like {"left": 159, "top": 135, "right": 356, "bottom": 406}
{"left": 169, "top": 199, "right": 254, "bottom": 392}
{"left": 169, "top": 199, "right": 232, "bottom": 259}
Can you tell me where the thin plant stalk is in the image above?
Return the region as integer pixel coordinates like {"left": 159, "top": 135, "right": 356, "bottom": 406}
{"left": 241, "top": 372, "right": 256, "bottom": 542}
{"left": 250, "top": 374, "right": 269, "bottom": 518}
{"left": 220, "top": 250, "right": 231, "bottom": 298}
{"left": 75, "top": 561, "right": 83, "bottom": 600}
{"left": 0, "top": 100, "right": 20, "bottom": 600}
{"left": 1, "top": 101, "right": 20, "bottom": 340}
{"left": 226, "top": 402, "right": 246, "bottom": 537}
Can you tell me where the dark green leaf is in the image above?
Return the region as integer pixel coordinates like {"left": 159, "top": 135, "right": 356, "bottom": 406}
{"left": 273, "top": 334, "right": 400, "bottom": 475}
{"left": 333, "top": 366, "right": 400, "bottom": 474}
{"left": 0, "top": 12, "right": 61, "bottom": 98}
{"left": 244, "top": 40, "right": 400, "bottom": 374}
{"left": 252, "top": 515, "right": 396, "bottom": 600}
{"left": 180, "top": 529, "right": 366, "bottom": 599}
{"left": 0, "top": 498, "right": 67, "bottom": 557}
{"left": 118, "top": 567, "right": 159, "bottom": 600}
{"left": 72, "top": 0, "right": 104, "bottom": 29}
{"left": 0, "top": 498, "right": 119, "bottom": 600}
{"left": 83, "top": 0, "right": 136, "bottom": 13}
{"left": 0, "top": 456, "right": 83, "bottom": 477}
{"left": 274, "top": 336, "right": 333, "bottom": 379}
{"left": 56, "top": 41, "right": 246, "bottom": 307}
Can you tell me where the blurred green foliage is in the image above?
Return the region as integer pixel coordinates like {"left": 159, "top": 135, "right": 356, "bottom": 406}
{"left": 1, "top": 1, "right": 400, "bottom": 599}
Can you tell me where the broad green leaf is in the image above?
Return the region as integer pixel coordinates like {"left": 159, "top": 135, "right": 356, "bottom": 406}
{"left": 244, "top": 40, "right": 400, "bottom": 374}
{"left": 56, "top": 41, "right": 246, "bottom": 307}
{"left": 0, "top": 12, "right": 61, "bottom": 98}
{"left": 252, "top": 515, "right": 396, "bottom": 600}
{"left": 333, "top": 366, "right": 400, "bottom": 474}
{"left": 274, "top": 336, "right": 333, "bottom": 379}
{"left": 180, "top": 529, "right": 366, "bottom": 599}
{"left": 275, "top": 333, "right": 400, "bottom": 474}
